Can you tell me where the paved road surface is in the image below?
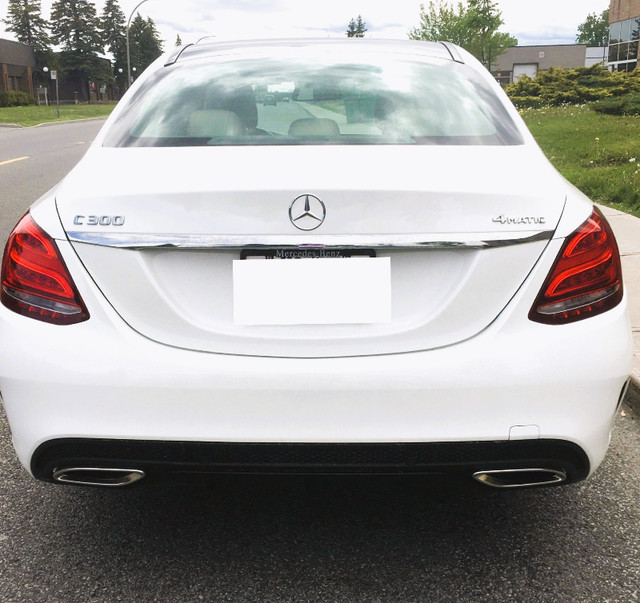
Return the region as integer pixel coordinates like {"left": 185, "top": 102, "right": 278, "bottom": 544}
{"left": 0, "top": 120, "right": 103, "bottom": 244}
{"left": 1, "top": 121, "right": 640, "bottom": 601}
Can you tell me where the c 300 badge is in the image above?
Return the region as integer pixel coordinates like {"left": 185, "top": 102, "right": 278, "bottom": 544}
{"left": 73, "top": 215, "right": 125, "bottom": 226}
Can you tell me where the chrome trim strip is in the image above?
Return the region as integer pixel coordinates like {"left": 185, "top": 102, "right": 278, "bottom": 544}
{"left": 66, "top": 230, "right": 552, "bottom": 250}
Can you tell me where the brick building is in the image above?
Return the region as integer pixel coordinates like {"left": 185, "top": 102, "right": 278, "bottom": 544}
{"left": 608, "top": 0, "right": 640, "bottom": 71}
{"left": 0, "top": 39, "right": 35, "bottom": 96}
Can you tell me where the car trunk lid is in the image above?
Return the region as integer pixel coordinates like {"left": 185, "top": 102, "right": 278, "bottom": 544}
{"left": 57, "top": 144, "right": 563, "bottom": 357}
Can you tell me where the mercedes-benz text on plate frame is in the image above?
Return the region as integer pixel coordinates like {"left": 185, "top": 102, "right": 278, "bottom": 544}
{"left": 0, "top": 39, "right": 631, "bottom": 490}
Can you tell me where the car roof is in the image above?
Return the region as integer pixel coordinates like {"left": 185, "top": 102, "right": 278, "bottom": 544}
{"left": 163, "top": 38, "right": 464, "bottom": 68}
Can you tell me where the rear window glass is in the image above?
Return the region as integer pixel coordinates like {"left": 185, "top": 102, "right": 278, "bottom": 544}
{"left": 103, "top": 53, "right": 523, "bottom": 147}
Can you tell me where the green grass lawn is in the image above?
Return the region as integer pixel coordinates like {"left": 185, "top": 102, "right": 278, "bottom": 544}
{"left": 520, "top": 105, "right": 640, "bottom": 217}
{"left": 0, "top": 102, "right": 116, "bottom": 127}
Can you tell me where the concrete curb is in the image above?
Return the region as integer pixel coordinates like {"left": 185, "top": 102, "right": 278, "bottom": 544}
{"left": 625, "top": 379, "right": 640, "bottom": 416}
{"left": 598, "top": 205, "right": 640, "bottom": 417}
{"left": 0, "top": 117, "right": 108, "bottom": 129}
{"left": 33, "top": 117, "right": 108, "bottom": 128}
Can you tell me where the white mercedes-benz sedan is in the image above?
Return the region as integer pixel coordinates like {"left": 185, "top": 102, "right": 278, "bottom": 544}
{"left": 0, "top": 39, "right": 632, "bottom": 489}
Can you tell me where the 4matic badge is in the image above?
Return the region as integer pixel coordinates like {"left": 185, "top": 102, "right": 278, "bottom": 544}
{"left": 492, "top": 214, "right": 546, "bottom": 226}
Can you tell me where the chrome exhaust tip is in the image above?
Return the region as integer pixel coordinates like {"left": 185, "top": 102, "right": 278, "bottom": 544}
{"left": 52, "top": 467, "right": 145, "bottom": 487}
{"left": 473, "top": 468, "right": 567, "bottom": 489}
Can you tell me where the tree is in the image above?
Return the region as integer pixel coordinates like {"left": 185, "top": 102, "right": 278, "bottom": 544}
{"left": 100, "top": 0, "right": 127, "bottom": 90}
{"left": 175, "top": 34, "right": 182, "bottom": 47}
{"left": 50, "top": 0, "right": 103, "bottom": 101}
{"left": 409, "top": 1, "right": 471, "bottom": 46}
{"left": 576, "top": 9, "right": 610, "bottom": 47}
{"left": 467, "top": 0, "right": 502, "bottom": 69}
{"left": 3, "top": 0, "right": 52, "bottom": 74}
{"left": 409, "top": 1, "right": 516, "bottom": 70}
{"left": 346, "top": 15, "right": 367, "bottom": 38}
{"left": 129, "top": 14, "right": 164, "bottom": 76}
{"left": 50, "top": 0, "right": 102, "bottom": 54}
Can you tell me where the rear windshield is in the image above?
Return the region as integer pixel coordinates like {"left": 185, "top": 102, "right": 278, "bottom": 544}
{"left": 103, "top": 53, "right": 523, "bottom": 147}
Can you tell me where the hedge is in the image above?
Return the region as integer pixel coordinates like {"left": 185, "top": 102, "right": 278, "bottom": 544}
{"left": 504, "top": 64, "right": 640, "bottom": 109}
{"left": 0, "top": 90, "right": 34, "bottom": 107}
{"left": 591, "top": 91, "right": 640, "bottom": 116}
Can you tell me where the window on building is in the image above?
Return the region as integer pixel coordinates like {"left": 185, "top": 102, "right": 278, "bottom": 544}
{"left": 610, "top": 21, "right": 622, "bottom": 43}
{"left": 608, "top": 17, "right": 640, "bottom": 71}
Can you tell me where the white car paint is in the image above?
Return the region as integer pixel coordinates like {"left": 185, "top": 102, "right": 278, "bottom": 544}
{"left": 0, "top": 40, "right": 631, "bottom": 488}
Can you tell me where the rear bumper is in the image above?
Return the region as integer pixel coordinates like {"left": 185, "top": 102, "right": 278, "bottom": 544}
{"left": 0, "top": 288, "right": 632, "bottom": 485}
{"left": 32, "top": 437, "right": 590, "bottom": 484}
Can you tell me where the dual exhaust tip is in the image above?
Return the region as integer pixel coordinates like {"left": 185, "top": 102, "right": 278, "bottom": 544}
{"left": 52, "top": 467, "right": 145, "bottom": 487}
{"left": 473, "top": 468, "right": 566, "bottom": 489}
{"left": 51, "top": 466, "right": 566, "bottom": 489}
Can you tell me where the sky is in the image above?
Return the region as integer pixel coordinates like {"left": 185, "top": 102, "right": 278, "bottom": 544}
{"left": 0, "top": 0, "right": 611, "bottom": 50}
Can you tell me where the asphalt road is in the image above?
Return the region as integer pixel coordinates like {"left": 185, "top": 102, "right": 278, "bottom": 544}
{"left": 1, "top": 121, "right": 640, "bottom": 602}
{"left": 0, "top": 120, "right": 103, "bottom": 244}
{"left": 257, "top": 100, "right": 315, "bottom": 134}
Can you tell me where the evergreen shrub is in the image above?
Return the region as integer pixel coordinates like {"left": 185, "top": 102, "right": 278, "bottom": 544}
{"left": 591, "top": 92, "right": 640, "bottom": 116}
{"left": 504, "top": 64, "right": 640, "bottom": 108}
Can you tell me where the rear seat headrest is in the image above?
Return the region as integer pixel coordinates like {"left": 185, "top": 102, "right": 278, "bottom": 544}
{"left": 288, "top": 118, "right": 340, "bottom": 137}
{"left": 188, "top": 110, "right": 243, "bottom": 137}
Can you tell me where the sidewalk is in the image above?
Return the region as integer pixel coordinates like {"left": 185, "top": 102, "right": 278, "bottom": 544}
{"left": 599, "top": 205, "right": 640, "bottom": 408}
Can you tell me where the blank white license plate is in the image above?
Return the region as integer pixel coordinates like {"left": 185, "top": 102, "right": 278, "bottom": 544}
{"left": 233, "top": 257, "right": 391, "bottom": 326}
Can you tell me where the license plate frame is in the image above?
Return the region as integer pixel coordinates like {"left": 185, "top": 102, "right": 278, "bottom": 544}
{"left": 240, "top": 248, "right": 376, "bottom": 260}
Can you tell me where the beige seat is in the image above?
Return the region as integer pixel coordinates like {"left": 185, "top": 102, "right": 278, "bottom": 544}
{"left": 204, "top": 86, "right": 259, "bottom": 133}
{"left": 288, "top": 118, "right": 340, "bottom": 137}
{"left": 187, "top": 110, "right": 243, "bottom": 137}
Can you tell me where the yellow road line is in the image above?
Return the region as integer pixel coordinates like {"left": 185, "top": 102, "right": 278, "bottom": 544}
{"left": 0, "top": 156, "right": 29, "bottom": 167}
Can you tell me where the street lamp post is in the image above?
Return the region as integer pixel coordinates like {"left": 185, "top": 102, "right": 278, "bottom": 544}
{"left": 126, "top": 0, "right": 150, "bottom": 86}
{"left": 42, "top": 67, "right": 60, "bottom": 118}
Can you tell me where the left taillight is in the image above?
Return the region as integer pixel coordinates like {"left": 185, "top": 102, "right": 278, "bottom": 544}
{"left": 1, "top": 213, "right": 89, "bottom": 325}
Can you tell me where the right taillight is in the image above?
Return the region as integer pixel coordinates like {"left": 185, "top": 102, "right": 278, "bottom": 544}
{"left": 529, "top": 207, "right": 623, "bottom": 325}
{"left": 1, "top": 212, "right": 89, "bottom": 325}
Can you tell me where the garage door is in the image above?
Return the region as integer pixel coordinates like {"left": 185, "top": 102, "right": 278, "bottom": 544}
{"left": 513, "top": 64, "right": 538, "bottom": 80}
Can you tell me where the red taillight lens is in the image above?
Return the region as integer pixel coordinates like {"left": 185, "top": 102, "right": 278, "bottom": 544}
{"left": 529, "top": 208, "right": 623, "bottom": 325}
{"left": 1, "top": 213, "right": 89, "bottom": 325}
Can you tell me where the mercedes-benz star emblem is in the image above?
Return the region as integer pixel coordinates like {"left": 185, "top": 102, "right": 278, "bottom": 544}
{"left": 289, "top": 194, "right": 326, "bottom": 231}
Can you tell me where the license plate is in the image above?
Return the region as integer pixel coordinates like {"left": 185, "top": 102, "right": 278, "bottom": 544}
{"left": 233, "top": 255, "right": 391, "bottom": 326}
